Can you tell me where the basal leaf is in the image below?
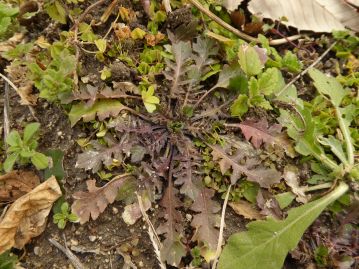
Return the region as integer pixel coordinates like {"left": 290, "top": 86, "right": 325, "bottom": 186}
{"left": 230, "top": 94, "right": 248, "bottom": 117}
{"left": 238, "top": 118, "right": 295, "bottom": 157}
{"left": 218, "top": 183, "right": 349, "bottom": 269}
{"left": 209, "top": 137, "right": 281, "bottom": 187}
{"left": 318, "top": 135, "right": 348, "bottom": 165}
{"left": 190, "top": 187, "right": 220, "bottom": 260}
{"left": 72, "top": 175, "right": 132, "bottom": 224}
{"left": 69, "top": 100, "right": 126, "bottom": 126}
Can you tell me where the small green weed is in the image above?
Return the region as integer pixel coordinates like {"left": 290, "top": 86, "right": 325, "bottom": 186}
{"left": 53, "top": 202, "right": 78, "bottom": 229}
{"left": 4, "top": 123, "right": 49, "bottom": 172}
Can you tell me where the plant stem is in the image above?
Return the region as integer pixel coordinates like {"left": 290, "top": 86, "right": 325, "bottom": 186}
{"left": 187, "top": 0, "right": 301, "bottom": 45}
{"left": 335, "top": 107, "right": 355, "bottom": 166}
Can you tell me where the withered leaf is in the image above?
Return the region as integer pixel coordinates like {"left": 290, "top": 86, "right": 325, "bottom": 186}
{"left": 122, "top": 194, "right": 151, "bottom": 225}
{"left": 0, "top": 170, "right": 40, "bottom": 202}
{"left": 209, "top": 137, "right": 282, "bottom": 188}
{"left": 0, "top": 176, "right": 61, "bottom": 253}
{"left": 190, "top": 187, "right": 220, "bottom": 254}
{"left": 156, "top": 182, "right": 186, "bottom": 266}
{"left": 71, "top": 175, "right": 132, "bottom": 224}
{"left": 238, "top": 118, "right": 295, "bottom": 157}
{"left": 229, "top": 200, "right": 263, "bottom": 220}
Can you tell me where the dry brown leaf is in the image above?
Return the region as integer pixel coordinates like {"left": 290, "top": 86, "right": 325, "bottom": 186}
{"left": 5, "top": 63, "right": 37, "bottom": 105}
{"left": 0, "top": 33, "right": 24, "bottom": 55}
{"left": 71, "top": 175, "right": 131, "bottom": 224}
{"left": 229, "top": 200, "right": 263, "bottom": 220}
{"left": 0, "top": 176, "right": 61, "bottom": 253}
{"left": 248, "top": 0, "right": 359, "bottom": 33}
{"left": 0, "top": 171, "right": 40, "bottom": 202}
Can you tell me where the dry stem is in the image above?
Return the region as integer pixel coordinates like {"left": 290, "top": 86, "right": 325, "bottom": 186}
{"left": 187, "top": 0, "right": 301, "bottom": 45}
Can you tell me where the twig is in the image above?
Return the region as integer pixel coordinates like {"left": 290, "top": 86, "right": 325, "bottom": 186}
{"left": 0, "top": 72, "right": 38, "bottom": 120}
{"left": 3, "top": 82, "right": 10, "bottom": 147}
{"left": 211, "top": 184, "right": 232, "bottom": 269}
{"left": 187, "top": 0, "right": 301, "bottom": 45}
{"left": 137, "top": 194, "right": 166, "bottom": 269}
{"left": 163, "top": 0, "right": 172, "bottom": 13}
{"left": 276, "top": 42, "right": 337, "bottom": 97}
{"left": 49, "top": 238, "right": 86, "bottom": 269}
{"left": 76, "top": 0, "right": 106, "bottom": 27}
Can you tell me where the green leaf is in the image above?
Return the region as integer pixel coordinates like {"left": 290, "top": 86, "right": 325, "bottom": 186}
{"left": 23, "top": 122, "right": 40, "bottom": 144}
{"left": 94, "top": 38, "right": 107, "bottom": 53}
{"left": 131, "top": 27, "right": 146, "bottom": 39}
{"left": 238, "top": 45, "right": 266, "bottom": 76}
{"left": 4, "top": 153, "right": 19, "bottom": 172}
{"left": 44, "top": 149, "right": 65, "bottom": 180}
{"left": 230, "top": 95, "right": 248, "bottom": 117}
{"left": 258, "top": 67, "right": 285, "bottom": 95}
{"left": 275, "top": 192, "right": 296, "bottom": 209}
{"left": 57, "top": 218, "right": 66, "bottom": 229}
{"left": 218, "top": 183, "right": 349, "bottom": 269}
{"left": 31, "top": 152, "right": 49, "bottom": 170}
{"left": 79, "top": 23, "right": 98, "bottom": 42}
{"left": 45, "top": 1, "right": 67, "bottom": 24}
{"left": 0, "top": 250, "right": 18, "bottom": 269}
{"left": 6, "top": 131, "right": 22, "bottom": 147}
{"left": 141, "top": 85, "right": 160, "bottom": 113}
{"left": 69, "top": 100, "right": 126, "bottom": 126}
{"left": 282, "top": 51, "right": 302, "bottom": 73}
{"left": 317, "top": 136, "right": 348, "bottom": 165}
{"left": 0, "top": 3, "right": 19, "bottom": 17}
{"left": 61, "top": 202, "right": 70, "bottom": 213}
{"left": 213, "top": 64, "right": 242, "bottom": 89}
{"left": 308, "top": 68, "right": 347, "bottom": 107}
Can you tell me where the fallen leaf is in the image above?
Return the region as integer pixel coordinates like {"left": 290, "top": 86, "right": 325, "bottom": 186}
{"left": 0, "top": 170, "right": 40, "bottom": 202}
{"left": 221, "top": 0, "right": 244, "bottom": 12}
{"left": 248, "top": 0, "right": 359, "bottom": 33}
{"left": 71, "top": 175, "right": 132, "bottom": 224}
{"left": 0, "top": 176, "right": 61, "bottom": 253}
{"left": 229, "top": 200, "right": 263, "bottom": 220}
{"left": 122, "top": 194, "right": 151, "bottom": 225}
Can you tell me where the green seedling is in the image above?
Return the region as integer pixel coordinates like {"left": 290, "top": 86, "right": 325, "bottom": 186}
{"left": 53, "top": 202, "right": 78, "bottom": 229}
{"left": 4, "top": 122, "right": 50, "bottom": 172}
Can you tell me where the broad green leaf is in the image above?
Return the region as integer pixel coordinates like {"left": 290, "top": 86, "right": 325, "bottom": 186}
{"left": 131, "top": 27, "right": 146, "bottom": 39}
{"left": 69, "top": 100, "right": 126, "bottom": 126}
{"left": 238, "top": 45, "right": 266, "bottom": 76}
{"left": 23, "top": 122, "right": 40, "bottom": 144}
{"left": 0, "top": 17, "right": 11, "bottom": 36}
{"left": 94, "top": 39, "right": 107, "bottom": 53}
{"left": 230, "top": 95, "right": 248, "bottom": 117}
{"left": 0, "top": 250, "right": 18, "bottom": 269}
{"left": 31, "top": 152, "right": 49, "bottom": 170}
{"left": 218, "top": 183, "right": 348, "bottom": 269}
{"left": 258, "top": 67, "right": 285, "bottom": 95}
{"left": 45, "top": 1, "right": 67, "bottom": 24}
{"left": 6, "top": 131, "right": 22, "bottom": 147}
{"left": 308, "top": 68, "right": 347, "bottom": 107}
{"left": 275, "top": 192, "right": 295, "bottom": 209}
{"left": 282, "top": 51, "right": 302, "bottom": 73}
{"left": 4, "top": 153, "right": 19, "bottom": 172}
{"left": 141, "top": 85, "right": 160, "bottom": 113}
{"left": 79, "top": 23, "right": 98, "bottom": 42}
{"left": 318, "top": 136, "right": 348, "bottom": 165}
{"left": 0, "top": 3, "right": 19, "bottom": 17}
{"left": 44, "top": 149, "right": 65, "bottom": 180}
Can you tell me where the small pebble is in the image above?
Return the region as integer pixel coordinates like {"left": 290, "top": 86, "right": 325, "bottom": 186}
{"left": 34, "top": 246, "right": 41, "bottom": 256}
{"left": 89, "top": 235, "right": 97, "bottom": 242}
{"left": 57, "top": 131, "right": 63, "bottom": 136}
{"left": 138, "top": 261, "right": 144, "bottom": 267}
{"left": 112, "top": 207, "right": 119, "bottom": 215}
{"left": 70, "top": 239, "right": 78, "bottom": 246}
{"left": 186, "top": 214, "right": 192, "bottom": 222}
